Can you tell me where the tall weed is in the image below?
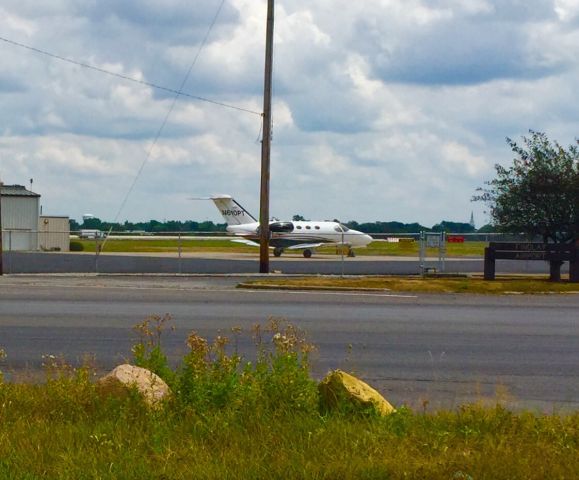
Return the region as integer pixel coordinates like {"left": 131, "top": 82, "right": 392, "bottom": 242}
{"left": 131, "top": 314, "right": 175, "bottom": 384}
{"left": 0, "top": 348, "right": 6, "bottom": 383}
{"left": 132, "top": 316, "right": 320, "bottom": 415}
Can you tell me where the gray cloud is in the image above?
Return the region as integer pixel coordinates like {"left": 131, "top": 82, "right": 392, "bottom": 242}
{"left": 356, "top": 5, "right": 565, "bottom": 86}
{"left": 0, "top": 74, "right": 27, "bottom": 93}
{"left": 0, "top": 0, "right": 577, "bottom": 226}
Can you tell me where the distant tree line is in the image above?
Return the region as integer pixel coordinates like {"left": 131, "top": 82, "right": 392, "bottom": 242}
{"left": 70, "top": 217, "right": 486, "bottom": 234}
{"left": 344, "top": 220, "right": 478, "bottom": 234}
{"left": 70, "top": 218, "right": 227, "bottom": 233}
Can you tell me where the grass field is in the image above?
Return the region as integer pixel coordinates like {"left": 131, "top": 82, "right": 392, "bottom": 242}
{"left": 2, "top": 384, "right": 578, "bottom": 479}
{"left": 321, "top": 241, "right": 486, "bottom": 257}
{"left": 1, "top": 318, "right": 578, "bottom": 479}
{"left": 75, "top": 238, "right": 256, "bottom": 254}
{"left": 74, "top": 238, "right": 488, "bottom": 257}
{"left": 241, "top": 275, "right": 579, "bottom": 294}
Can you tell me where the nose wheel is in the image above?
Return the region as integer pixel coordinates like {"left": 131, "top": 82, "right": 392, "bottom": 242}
{"left": 273, "top": 247, "right": 284, "bottom": 257}
{"left": 302, "top": 249, "right": 313, "bottom": 258}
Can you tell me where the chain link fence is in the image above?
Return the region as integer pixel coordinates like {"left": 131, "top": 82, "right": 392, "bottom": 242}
{"left": 0, "top": 229, "right": 558, "bottom": 275}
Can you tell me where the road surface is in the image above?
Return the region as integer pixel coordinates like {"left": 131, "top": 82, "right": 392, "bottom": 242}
{"left": 1, "top": 275, "right": 578, "bottom": 411}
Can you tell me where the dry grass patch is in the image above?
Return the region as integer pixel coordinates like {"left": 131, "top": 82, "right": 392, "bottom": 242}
{"left": 241, "top": 275, "right": 579, "bottom": 294}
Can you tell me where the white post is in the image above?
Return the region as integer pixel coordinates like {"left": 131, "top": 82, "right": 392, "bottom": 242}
{"left": 341, "top": 226, "right": 345, "bottom": 278}
{"left": 178, "top": 232, "right": 182, "bottom": 274}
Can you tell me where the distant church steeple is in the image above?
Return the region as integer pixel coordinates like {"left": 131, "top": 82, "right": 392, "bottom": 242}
{"left": 469, "top": 211, "right": 475, "bottom": 229}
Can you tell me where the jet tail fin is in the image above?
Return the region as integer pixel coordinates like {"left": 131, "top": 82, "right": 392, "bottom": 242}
{"left": 204, "top": 195, "right": 257, "bottom": 226}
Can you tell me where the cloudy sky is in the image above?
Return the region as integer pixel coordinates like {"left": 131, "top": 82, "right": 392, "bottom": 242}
{"left": 1, "top": 0, "right": 578, "bottom": 227}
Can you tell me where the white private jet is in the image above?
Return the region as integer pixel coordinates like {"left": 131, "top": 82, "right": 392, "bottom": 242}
{"left": 200, "top": 195, "right": 373, "bottom": 258}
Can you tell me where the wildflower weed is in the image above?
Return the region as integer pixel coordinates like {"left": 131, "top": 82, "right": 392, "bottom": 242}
{"left": 0, "top": 348, "right": 6, "bottom": 383}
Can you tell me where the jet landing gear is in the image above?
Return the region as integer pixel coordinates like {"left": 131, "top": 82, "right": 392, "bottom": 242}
{"left": 347, "top": 247, "right": 356, "bottom": 258}
{"left": 273, "top": 247, "right": 315, "bottom": 258}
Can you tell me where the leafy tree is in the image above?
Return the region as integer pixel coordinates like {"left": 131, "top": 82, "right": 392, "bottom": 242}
{"left": 476, "top": 224, "right": 496, "bottom": 233}
{"left": 69, "top": 218, "right": 80, "bottom": 231}
{"left": 292, "top": 214, "right": 307, "bottom": 221}
{"left": 431, "top": 221, "right": 475, "bottom": 233}
{"left": 475, "top": 131, "right": 579, "bottom": 243}
{"left": 351, "top": 221, "right": 428, "bottom": 234}
{"left": 81, "top": 217, "right": 103, "bottom": 229}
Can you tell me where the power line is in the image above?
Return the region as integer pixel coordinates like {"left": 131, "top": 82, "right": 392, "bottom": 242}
{"left": 107, "top": 0, "right": 230, "bottom": 232}
{"left": 0, "top": 35, "right": 262, "bottom": 117}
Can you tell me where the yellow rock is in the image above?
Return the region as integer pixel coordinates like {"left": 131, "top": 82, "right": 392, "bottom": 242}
{"left": 318, "top": 370, "right": 395, "bottom": 416}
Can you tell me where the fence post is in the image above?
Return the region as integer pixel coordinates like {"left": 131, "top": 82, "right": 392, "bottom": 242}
{"left": 419, "top": 231, "right": 425, "bottom": 275}
{"left": 549, "top": 260, "right": 562, "bottom": 282}
{"left": 439, "top": 231, "right": 446, "bottom": 273}
{"left": 569, "top": 242, "right": 579, "bottom": 283}
{"left": 178, "top": 232, "right": 182, "bottom": 274}
{"left": 484, "top": 246, "right": 495, "bottom": 280}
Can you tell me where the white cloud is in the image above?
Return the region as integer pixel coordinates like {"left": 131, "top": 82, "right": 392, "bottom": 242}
{"left": 0, "top": 0, "right": 577, "bottom": 226}
{"left": 0, "top": 8, "right": 37, "bottom": 36}
{"left": 554, "top": 0, "right": 579, "bottom": 21}
{"left": 441, "top": 142, "right": 488, "bottom": 176}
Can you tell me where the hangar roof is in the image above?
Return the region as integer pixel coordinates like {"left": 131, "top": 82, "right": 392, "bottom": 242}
{"left": 0, "top": 184, "right": 40, "bottom": 198}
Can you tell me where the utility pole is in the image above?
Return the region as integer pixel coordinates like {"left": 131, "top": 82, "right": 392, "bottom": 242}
{"left": 259, "top": 0, "right": 274, "bottom": 274}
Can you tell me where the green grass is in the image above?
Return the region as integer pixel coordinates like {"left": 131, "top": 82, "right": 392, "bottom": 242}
{"left": 1, "top": 317, "right": 579, "bottom": 479}
{"left": 75, "top": 238, "right": 488, "bottom": 257}
{"left": 2, "top": 388, "right": 578, "bottom": 479}
{"left": 241, "top": 275, "right": 579, "bottom": 294}
{"left": 76, "top": 238, "right": 256, "bottom": 254}
{"left": 321, "top": 241, "right": 487, "bottom": 257}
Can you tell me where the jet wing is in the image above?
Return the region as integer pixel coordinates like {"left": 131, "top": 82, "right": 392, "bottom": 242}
{"left": 231, "top": 238, "right": 260, "bottom": 247}
{"left": 286, "top": 243, "right": 326, "bottom": 250}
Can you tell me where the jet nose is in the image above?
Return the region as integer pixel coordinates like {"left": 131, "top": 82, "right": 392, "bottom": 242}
{"left": 363, "top": 234, "right": 373, "bottom": 245}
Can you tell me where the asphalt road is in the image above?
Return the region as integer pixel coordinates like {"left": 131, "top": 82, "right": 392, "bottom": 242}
{"left": 2, "top": 251, "right": 566, "bottom": 275}
{"left": 1, "top": 275, "right": 578, "bottom": 412}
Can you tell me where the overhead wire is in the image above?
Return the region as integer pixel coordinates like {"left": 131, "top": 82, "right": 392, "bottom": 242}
{"left": 100, "top": 0, "right": 230, "bottom": 247}
{"left": 0, "top": 34, "right": 261, "bottom": 117}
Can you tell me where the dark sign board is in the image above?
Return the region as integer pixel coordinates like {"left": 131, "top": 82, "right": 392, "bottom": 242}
{"left": 485, "top": 242, "right": 578, "bottom": 282}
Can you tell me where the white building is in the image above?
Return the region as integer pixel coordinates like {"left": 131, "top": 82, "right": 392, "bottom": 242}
{"left": 0, "top": 184, "right": 40, "bottom": 251}
{"left": 39, "top": 216, "right": 70, "bottom": 252}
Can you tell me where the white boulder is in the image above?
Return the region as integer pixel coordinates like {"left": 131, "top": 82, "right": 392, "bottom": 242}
{"left": 97, "top": 364, "right": 171, "bottom": 407}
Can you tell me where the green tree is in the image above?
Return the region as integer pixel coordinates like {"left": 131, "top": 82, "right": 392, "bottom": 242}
{"left": 475, "top": 131, "right": 579, "bottom": 243}
{"left": 431, "top": 221, "right": 475, "bottom": 233}
{"left": 477, "top": 224, "right": 496, "bottom": 233}
{"left": 81, "top": 217, "right": 103, "bottom": 229}
{"left": 69, "top": 218, "right": 80, "bottom": 231}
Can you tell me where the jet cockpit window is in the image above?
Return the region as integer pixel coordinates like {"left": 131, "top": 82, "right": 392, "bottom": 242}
{"left": 334, "top": 224, "right": 350, "bottom": 232}
{"left": 269, "top": 222, "right": 294, "bottom": 233}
